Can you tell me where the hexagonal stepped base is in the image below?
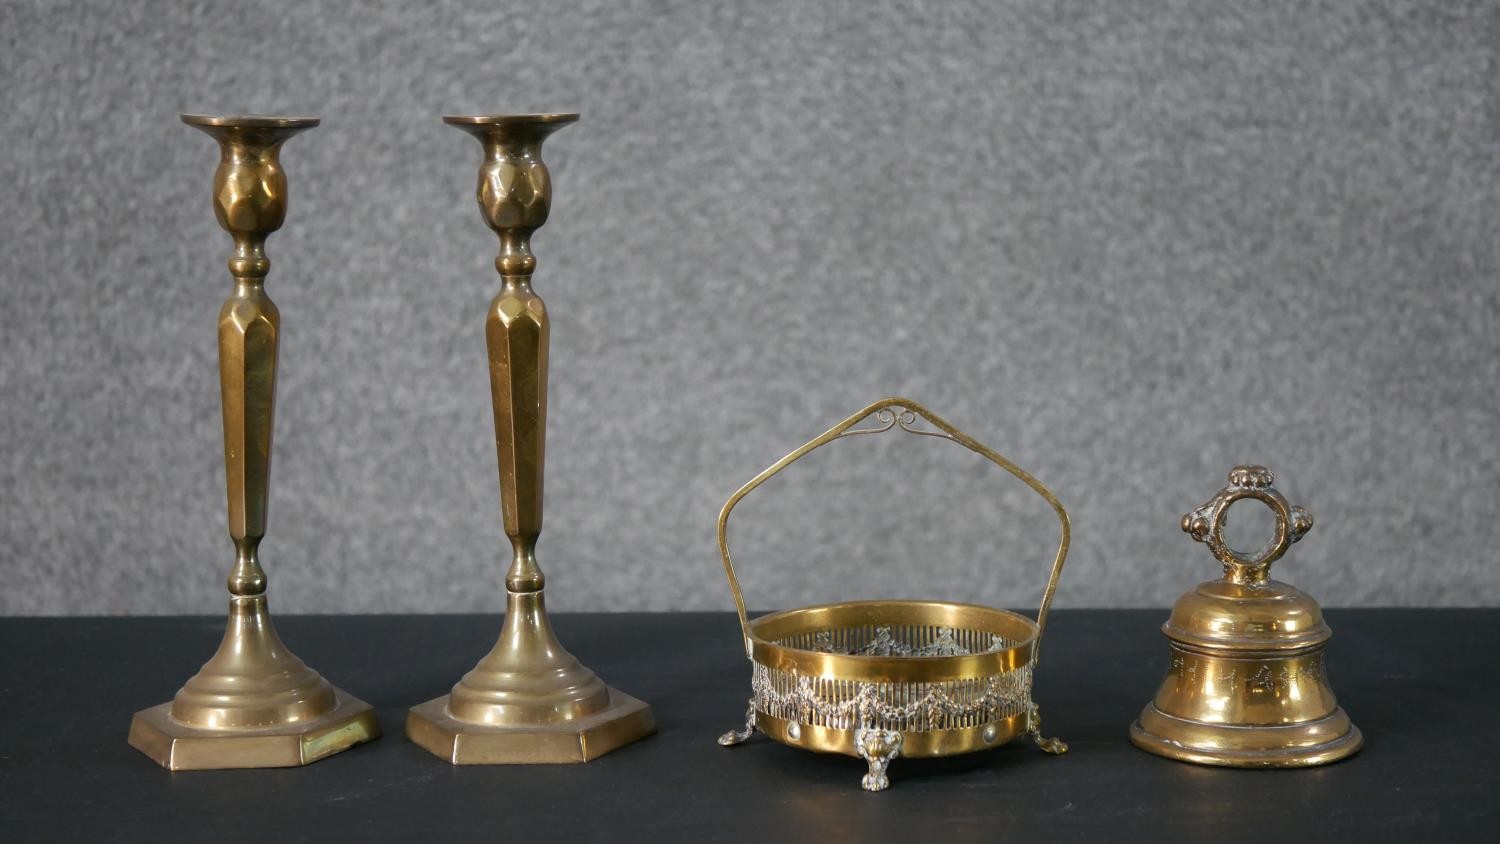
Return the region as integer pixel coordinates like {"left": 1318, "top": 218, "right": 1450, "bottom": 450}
{"left": 128, "top": 688, "right": 380, "bottom": 771}
{"left": 406, "top": 687, "right": 654, "bottom": 764}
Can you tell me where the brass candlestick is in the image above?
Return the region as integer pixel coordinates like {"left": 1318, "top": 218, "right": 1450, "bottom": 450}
{"left": 406, "top": 113, "right": 655, "bottom": 764}
{"left": 128, "top": 115, "right": 379, "bottom": 770}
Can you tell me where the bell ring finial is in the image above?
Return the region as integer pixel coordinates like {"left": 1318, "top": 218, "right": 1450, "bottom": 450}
{"left": 1181, "top": 465, "right": 1313, "bottom": 586}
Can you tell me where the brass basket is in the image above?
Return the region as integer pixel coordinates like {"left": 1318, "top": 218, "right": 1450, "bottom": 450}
{"left": 715, "top": 398, "right": 1071, "bottom": 791}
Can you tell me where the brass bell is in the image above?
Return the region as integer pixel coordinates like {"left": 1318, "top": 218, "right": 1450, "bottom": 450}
{"left": 1129, "top": 466, "right": 1363, "bottom": 767}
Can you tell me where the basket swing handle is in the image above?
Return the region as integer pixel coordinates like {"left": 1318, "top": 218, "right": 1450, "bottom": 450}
{"left": 717, "top": 397, "right": 1071, "bottom": 657}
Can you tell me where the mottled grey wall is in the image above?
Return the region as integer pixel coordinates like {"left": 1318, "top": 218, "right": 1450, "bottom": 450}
{"left": 2, "top": 0, "right": 1497, "bottom": 615}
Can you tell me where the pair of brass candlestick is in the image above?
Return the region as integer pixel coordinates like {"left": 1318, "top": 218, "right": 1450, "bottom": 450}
{"left": 128, "top": 113, "right": 652, "bottom": 770}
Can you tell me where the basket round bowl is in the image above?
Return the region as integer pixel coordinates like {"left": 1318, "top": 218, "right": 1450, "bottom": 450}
{"left": 715, "top": 398, "right": 1071, "bottom": 791}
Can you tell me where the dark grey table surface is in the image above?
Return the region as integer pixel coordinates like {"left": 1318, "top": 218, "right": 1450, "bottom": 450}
{"left": 1, "top": 610, "right": 1495, "bottom": 842}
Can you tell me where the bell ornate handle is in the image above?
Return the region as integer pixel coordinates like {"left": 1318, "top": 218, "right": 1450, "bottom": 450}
{"left": 1181, "top": 465, "right": 1313, "bottom": 586}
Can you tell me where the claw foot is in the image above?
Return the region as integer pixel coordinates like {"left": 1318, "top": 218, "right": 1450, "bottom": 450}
{"left": 718, "top": 701, "right": 758, "bottom": 747}
{"left": 1033, "top": 734, "right": 1069, "bottom": 754}
{"left": 855, "top": 726, "right": 903, "bottom": 792}
{"left": 1028, "top": 704, "right": 1068, "bottom": 755}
